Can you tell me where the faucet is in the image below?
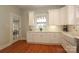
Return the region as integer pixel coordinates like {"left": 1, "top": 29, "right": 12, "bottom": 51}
{"left": 39, "top": 28, "right": 43, "bottom": 32}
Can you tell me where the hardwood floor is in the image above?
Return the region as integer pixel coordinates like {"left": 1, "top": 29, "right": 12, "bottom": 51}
{"left": 0, "top": 40, "right": 66, "bottom": 53}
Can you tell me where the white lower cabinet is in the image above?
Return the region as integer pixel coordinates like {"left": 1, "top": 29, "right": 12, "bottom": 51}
{"left": 27, "top": 32, "right": 77, "bottom": 53}
{"left": 61, "top": 34, "right": 77, "bottom": 53}
{"left": 27, "top": 32, "right": 61, "bottom": 44}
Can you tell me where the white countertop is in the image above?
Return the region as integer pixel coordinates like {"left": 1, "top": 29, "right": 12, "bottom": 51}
{"left": 62, "top": 32, "right": 79, "bottom": 39}
{"left": 28, "top": 31, "right": 61, "bottom": 33}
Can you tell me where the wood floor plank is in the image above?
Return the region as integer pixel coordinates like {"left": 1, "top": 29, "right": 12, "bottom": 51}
{"left": 0, "top": 40, "right": 66, "bottom": 53}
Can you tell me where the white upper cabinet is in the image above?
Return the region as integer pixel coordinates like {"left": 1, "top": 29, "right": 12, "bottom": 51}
{"left": 48, "top": 9, "right": 54, "bottom": 25}
{"left": 60, "top": 6, "right": 76, "bottom": 25}
{"left": 53, "top": 9, "right": 60, "bottom": 25}
{"left": 29, "top": 11, "right": 34, "bottom": 26}
{"left": 67, "top": 6, "right": 76, "bottom": 25}
{"left": 60, "top": 7, "right": 67, "bottom": 25}
{"left": 75, "top": 6, "right": 79, "bottom": 25}
{"left": 28, "top": 6, "right": 76, "bottom": 26}
{"left": 75, "top": 6, "right": 79, "bottom": 18}
{"left": 48, "top": 9, "right": 60, "bottom": 25}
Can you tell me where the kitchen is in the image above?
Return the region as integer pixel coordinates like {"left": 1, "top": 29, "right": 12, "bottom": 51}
{"left": 27, "top": 5, "right": 79, "bottom": 53}
{"left": 0, "top": 5, "right": 79, "bottom": 53}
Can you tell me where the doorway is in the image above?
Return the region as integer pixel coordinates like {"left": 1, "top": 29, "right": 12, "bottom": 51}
{"left": 10, "top": 13, "right": 21, "bottom": 43}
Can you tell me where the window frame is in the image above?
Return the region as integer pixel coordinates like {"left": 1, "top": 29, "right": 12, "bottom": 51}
{"left": 34, "top": 12, "right": 48, "bottom": 28}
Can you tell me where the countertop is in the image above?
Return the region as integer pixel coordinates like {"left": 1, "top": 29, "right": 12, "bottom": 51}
{"left": 62, "top": 32, "right": 79, "bottom": 39}
{"left": 28, "top": 31, "right": 61, "bottom": 33}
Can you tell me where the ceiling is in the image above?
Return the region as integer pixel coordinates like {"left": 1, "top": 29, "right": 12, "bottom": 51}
{"left": 17, "top": 5, "right": 65, "bottom": 10}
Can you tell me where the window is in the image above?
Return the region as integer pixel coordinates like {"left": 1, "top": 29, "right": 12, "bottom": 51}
{"left": 34, "top": 13, "right": 48, "bottom": 29}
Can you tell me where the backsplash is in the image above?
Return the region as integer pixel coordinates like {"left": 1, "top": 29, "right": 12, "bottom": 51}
{"left": 75, "top": 25, "right": 79, "bottom": 32}
{"left": 47, "top": 26, "right": 62, "bottom": 32}
{"left": 68, "top": 25, "right": 79, "bottom": 32}
{"left": 28, "top": 25, "right": 79, "bottom": 32}
{"left": 68, "top": 25, "right": 75, "bottom": 32}
{"left": 28, "top": 25, "right": 62, "bottom": 32}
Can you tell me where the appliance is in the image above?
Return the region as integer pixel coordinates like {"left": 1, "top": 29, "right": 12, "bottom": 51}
{"left": 63, "top": 25, "right": 68, "bottom": 32}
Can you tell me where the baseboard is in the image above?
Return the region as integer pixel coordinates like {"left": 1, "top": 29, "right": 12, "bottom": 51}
{"left": 0, "top": 40, "right": 19, "bottom": 50}
{"left": 27, "top": 41, "right": 61, "bottom": 45}
{"left": 0, "top": 42, "right": 12, "bottom": 50}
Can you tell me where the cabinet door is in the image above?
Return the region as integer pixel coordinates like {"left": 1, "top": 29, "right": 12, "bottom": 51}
{"left": 76, "top": 6, "right": 79, "bottom": 18}
{"left": 27, "top": 32, "right": 42, "bottom": 43}
{"left": 53, "top": 9, "right": 60, "bottom": 25}
{"left": 53, "top": 33, "right": 61, "bottom": 43}
{"left": 67, "top": 6, "right": 75, "bottom": 25}
{"left": 75, "top": 6, "right": 79, "bottom": 25}
{"left": 42, "top": 33, "right": 54, "bottom": 43}
{"left": 46, "top": 33, "right": 61, "bottom": 44}
{"left": 60, "top": 7, "right": 67, "bottom": 25}
{"left": 33, "top": 33, "right": 42, "bottom": 43}
{"left": 48, "top": 9, "right": 54, "bottom": 25}
{"left": 48, "top": 9, "right": 60, "bottom": 25}
{"left": 29, "top": 11, "right": 34, "bottom": 25}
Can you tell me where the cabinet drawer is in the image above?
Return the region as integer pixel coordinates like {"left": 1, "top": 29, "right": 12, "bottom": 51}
{"left": 62, "top": 40, "right": 77, "bottom": 53}
{"left": 66, "top": 46, "right": 76, "bottom": 53}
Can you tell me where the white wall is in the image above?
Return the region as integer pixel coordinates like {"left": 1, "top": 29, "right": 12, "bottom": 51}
{"left": 0, "top": 6, "right": 21, "bottom": 48}
{"left": 21, "top": 10, "right": 29, "bottom": 40}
